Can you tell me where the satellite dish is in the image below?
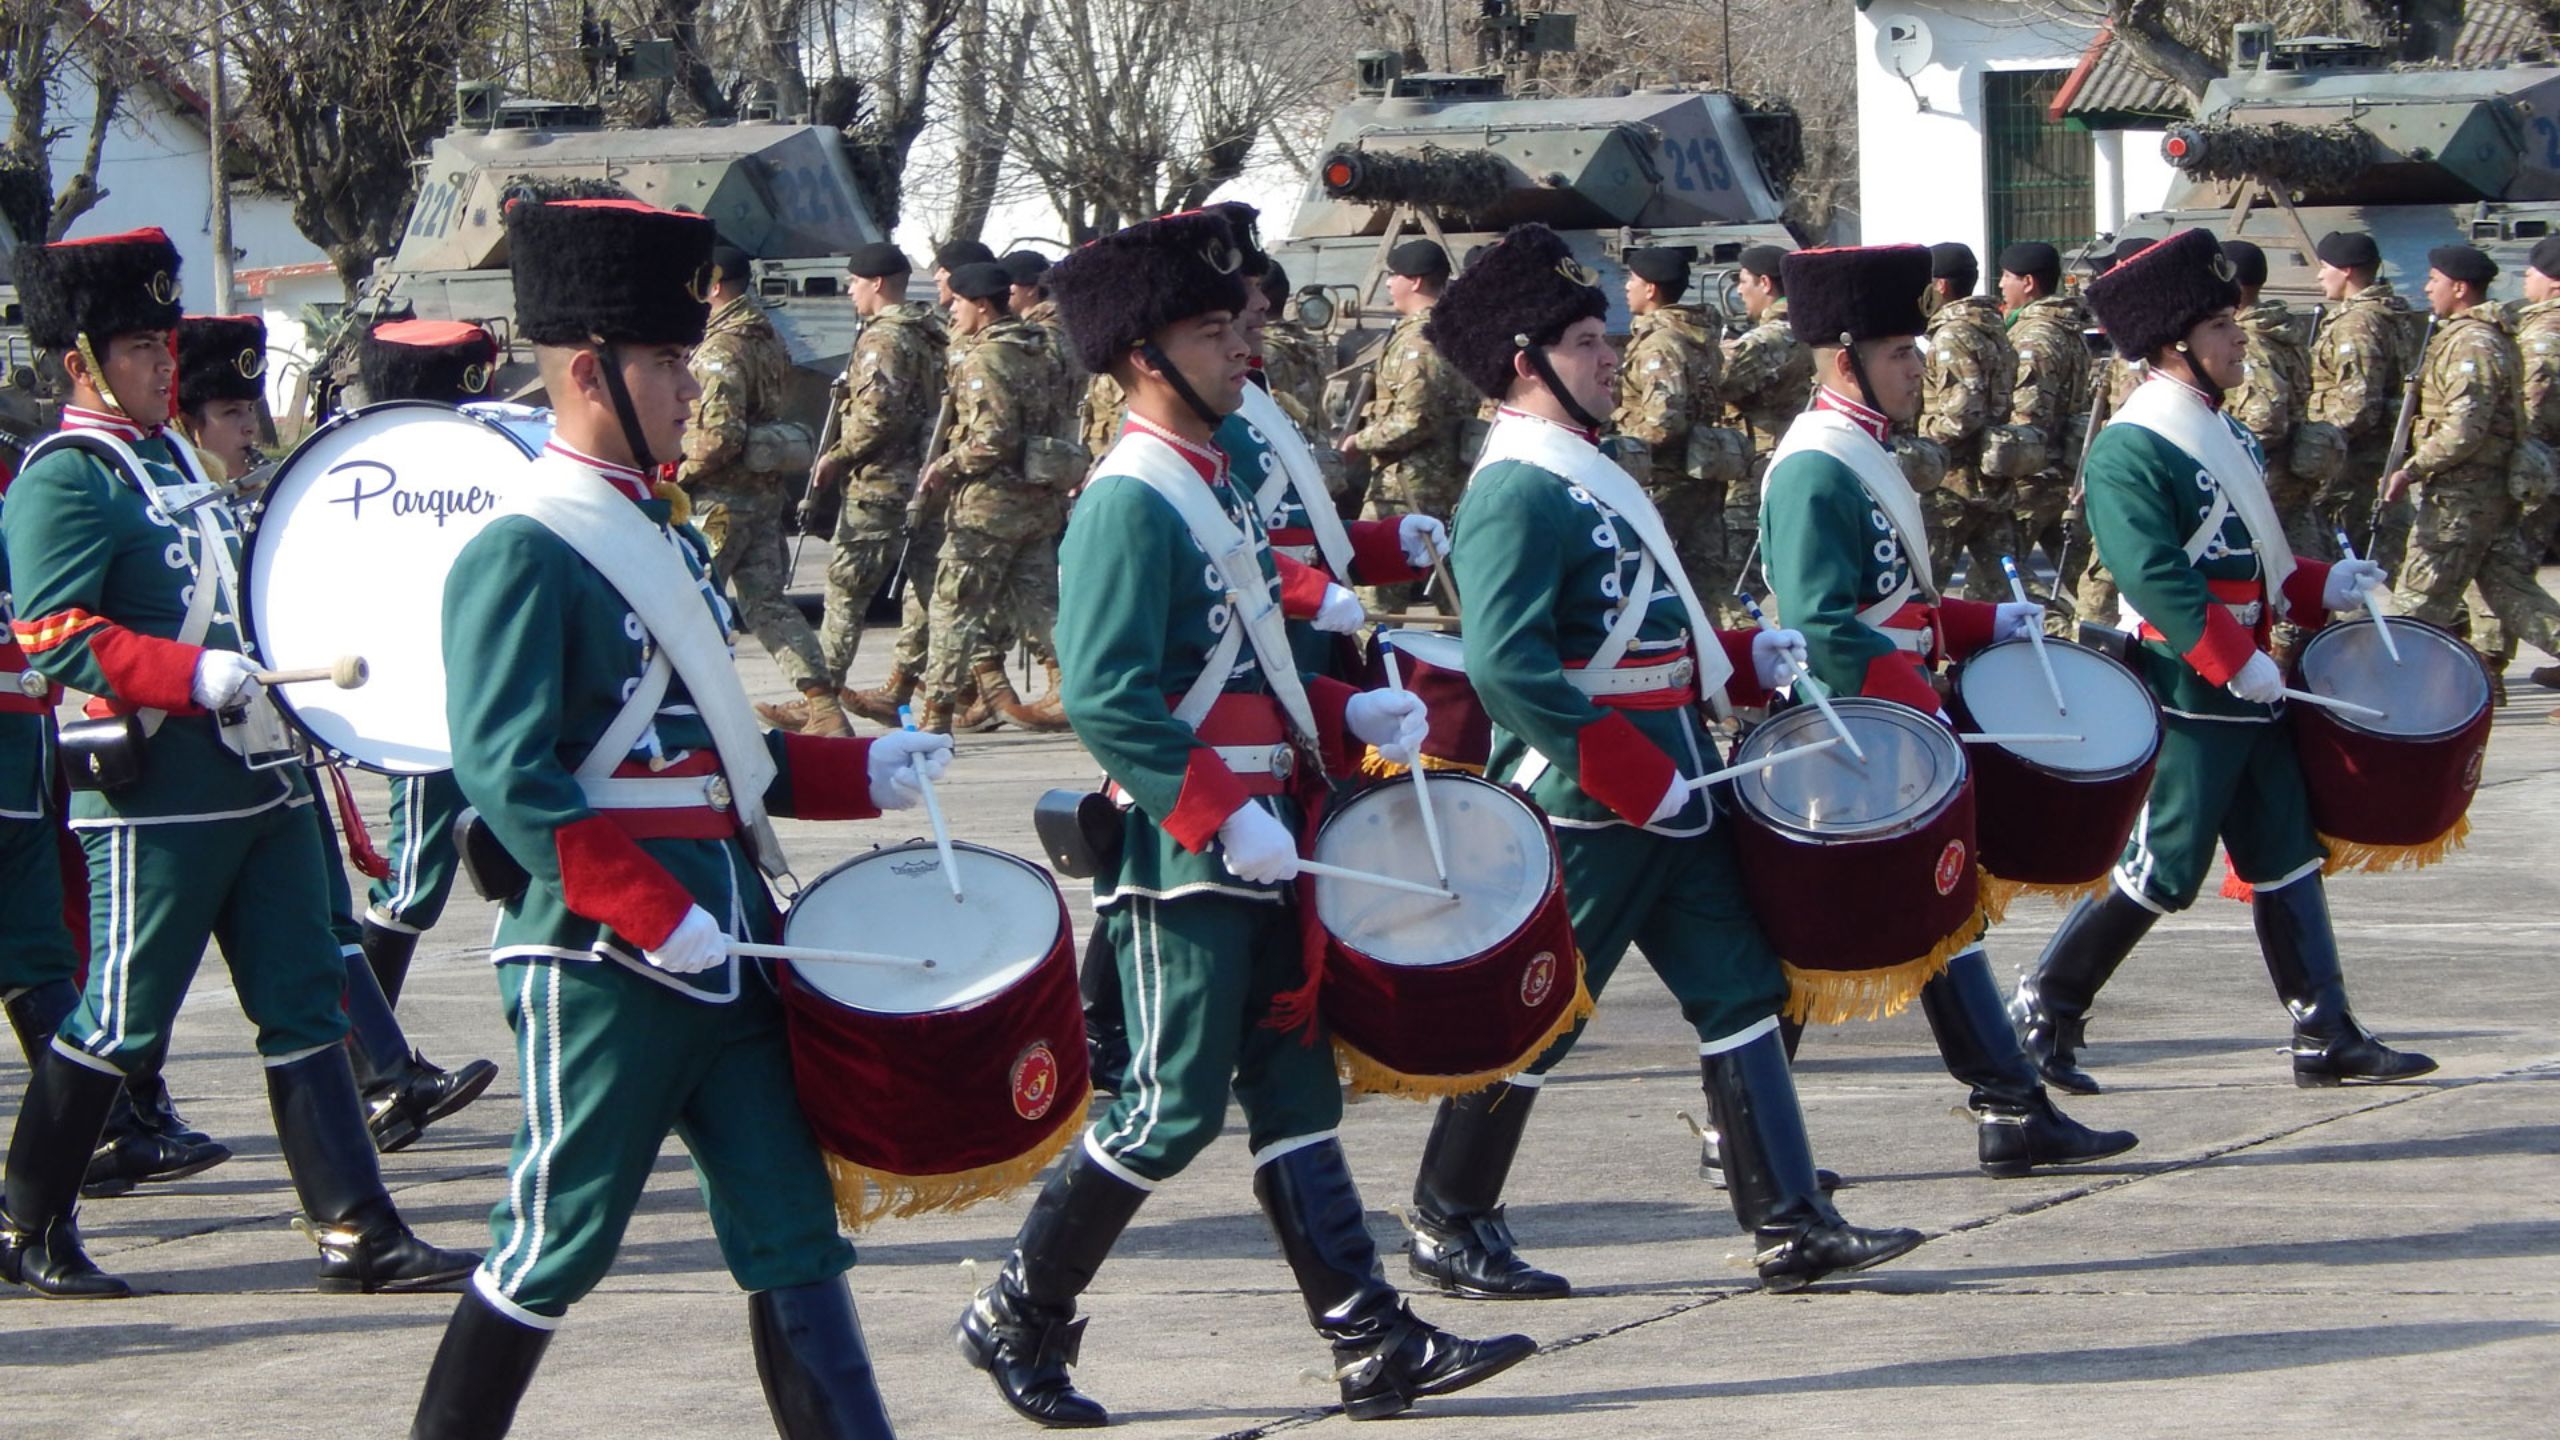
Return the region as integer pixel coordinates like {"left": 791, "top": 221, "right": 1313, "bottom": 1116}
{"left": 1874, "top": 15, "right": 1935, "bottom": 79}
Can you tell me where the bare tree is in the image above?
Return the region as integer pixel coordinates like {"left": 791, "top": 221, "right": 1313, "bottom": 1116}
{"left": 944, "top": 0, "right": 1038, "bottom": 245}
{"left": 0, "top": 1, "right": 142, "bottom": 247}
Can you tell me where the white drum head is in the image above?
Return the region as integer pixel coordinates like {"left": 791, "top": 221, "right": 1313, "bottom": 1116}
{"left": 460, "top": 400, "right": 555, "bottom": 454}
{"left": 1734, "top": 699, "right": 1964, "bottom": 840}
{"left": 1380, "top": 628, "right": 1467, "bottom": 674}
{"left": 1956, "top": 639, "right": 2157, "bottom": 775}
{"left": 2299, "top": 617, "right": 2487, "bottom": 739}
{"left": 785, "top": 842, "right": 1063, "bottom": 1015}
{"left": 243, "top": 402, "right": 540, "bottom": 773}
{"left": 1314, "top": 774, "right": 1547, "bottom": 966}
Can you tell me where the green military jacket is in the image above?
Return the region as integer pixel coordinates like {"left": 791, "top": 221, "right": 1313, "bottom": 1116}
{"left": 1921, "top": 295, "right": 2018, "bottom": 500}
{"left": 2309, "top": 281, "right": 2412, "bottom": 453}
{"left": 1349, "top": 307, "right": 1475, "bottom": 509}
{"left": 2407, "top": 307, "right": 2522, "bottom": 492}
{"left": 1722, "top": 298, "right": 1813, "bottom": 459}
{"left": 679, "top": 294, "right": 793, "bottom": 490}
{"left": 942, "top": 317, "right": 1073, "bottom": 543}
{"left": 0, "top": 495, "right": 54, "bottom": 820}
{"left": 829, "top": 301, "right": 947, "bottom": 506}
{"left": 2006, "top": 294, "right": 2090, "bottom": 488}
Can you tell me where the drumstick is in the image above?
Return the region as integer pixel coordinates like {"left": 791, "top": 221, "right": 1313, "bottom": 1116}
{"left": 897, "top": 705, "right": 965, "bottom": 903}
{"left": 1375, "top": 635, "right": 1450, "bottom": 889}
{"left": 2282, "top": 687, "right": 2387, "bottom": 721}
{"left": 2333, "top": 529, "right": 2403, "bottom": 665}
{"left": 1426, "top": 534, "right": 1462, "bottom": 621}
{"left": 1373, "top": 611, "right": 1461, "bottom": 629}
{"left": 1680, "top": 736, "right": 1843, "bottom": 793}
{"left": 1740, "top": 594, "right": 1865, "bottom": 762}
{"left": 734, "top": 941, "right": 936, "bottom": 970}
{"left": 1960, "top": 732, "right": 2086, "bottom": 745}
{"left": 1295, "top": 858, "right": 1458, "bottom": 901}
{"left": 254, "top": 656, "right": 368, "bottom": 689}
{"left": 2000, "top": 556, "right": 2069, "bottom": 717}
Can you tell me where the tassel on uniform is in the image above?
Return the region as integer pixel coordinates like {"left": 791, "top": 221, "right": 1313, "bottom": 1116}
{"left": 821, "top": 1087, "right": 1090, "bottom": 1230}
{"left": 325, "top": 764, "right": 391, "bottom": 881}
{"left": 2319, "top": 815, "right": 2470, "bottom": 877}
{"left": 1333, "top": 967, "right": 1596, "bottom": 1101}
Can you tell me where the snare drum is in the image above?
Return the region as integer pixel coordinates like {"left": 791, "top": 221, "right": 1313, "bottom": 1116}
{"left": 1312, "top": 772, "right": 1589, "bottom": 1097}
{"left": 779, "top": 841, "right": 1089, "bottom": 1227}
{"left": 2291, "top": 615, "right": 2490, "bottom": 871}
{"left": 240, "top": 402, "right": 542, "bottom": 773}
{"left": 1728, "top": 699, "right": 1982, "bottom": 1023}
{"left": 1950, "top": 638, "right": 2160, "bottom": 903}
{"left": 1361, "top": 628, "right": 1490, "bottom": 772}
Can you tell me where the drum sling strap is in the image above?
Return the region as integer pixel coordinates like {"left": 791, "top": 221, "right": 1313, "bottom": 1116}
{"left": 1237, "top": 382, "right": 1358, "bottom": 582}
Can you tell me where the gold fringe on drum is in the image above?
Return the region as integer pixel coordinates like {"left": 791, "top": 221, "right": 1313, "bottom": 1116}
{"left": 1332, "top": 970, "right": 1596, "bottom": 1101}
{"left": 1777, "top": 900, "right": 1990, "bottom": 1026}
{"left": 820, "top": 1084, "right": 1091, "bottom": 1230}
{"left": 2319, "top": 814, "right": 2471, "bottom": 877}
{"left": 1978, "top": 870, "right": 2113, "bottom": 914}
{"left": 1359, "top": 746, "right": 1487, "bottom": 779}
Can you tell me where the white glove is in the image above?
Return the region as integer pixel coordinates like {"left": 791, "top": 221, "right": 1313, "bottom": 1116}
{"left": 1397, "top": 513, "right": 1450, "bottom": 568}
{"left": 2226, "top": 651, "right": 2285, "bottom": 705}
{"left": 190, "top": 650, "right": 263, "bottom": 710}
{"left": 644, "top": 905, "right": 728, "bottom": 975}
{"left": 1216, "top": 803, "right": 1300, "bottom": 885}
{"left": 866, "top": 730, "right": 954, "bottom": 811}
{"left": 1993, "top": 601, "right": 2045, "bottom": 643}
{"left": 2323, "top": 558, "right": 2386, "bottom": 611}
{"left": 1311, "top": 583, "right": 1367, "bottom": 634}
{"left": 1751, "top": 627, "right": 1809, "bottom": 689}
{"left": 1645, "top": 776, "right": 1692, "bottom": 825}
{"left": 1344, "top": 687, "right": 1429, "bottom": 767}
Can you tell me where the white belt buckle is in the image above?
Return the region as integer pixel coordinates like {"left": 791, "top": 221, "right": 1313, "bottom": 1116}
{"left": 15, "top": 670, "right": 45, "bottom": 699}
{"left": 1670, "top": 657, "right": 1696, "bottom": 688}
{"left": 705, "top": 774, "right": 733, "bottom": 812}
{"left": 2227, "top": 601, "right": 2263, "bottom": 626}
{"left": 1268, "top": 744, "right": 1296, "bottom": 780}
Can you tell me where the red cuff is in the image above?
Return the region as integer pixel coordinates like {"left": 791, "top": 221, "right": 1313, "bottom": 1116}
{"left": 553, "top": 814, "right": 699, "bottom": 950}
{"left": 1307, "top": 675, "right": 1360, "bottom": 778}
{"left": 81, "top": 626, "right": 204, "bottom": 714}
{"left": 1576, "top": 709, "right": 1679, "bottom": 825}
{"left": 1714, "top": 628, "right": 1771, "bottom": 709}
{"left": 779, "top": 732, "right": 882, "bottom": 821}
{"left": 1938, "top": 597, "right": 1999, "bottom": 661}
{"left": 2282, "top": 560, "right": 2335, "bottom": 628}
{"left": 1859, "top": 652, "right": 1943, "bottom": 712}
{"left": 1273, "top": 553, "right": 1332, "bottom": 619}
{"left": 2184, "top": 605, "right": 2262, "bottom": 686}
{"left": 1346, "top": 518, "right": 1426, "bottom": 585}
{"left": 1164, "top": 748, "right": 1253, "bottom": 852}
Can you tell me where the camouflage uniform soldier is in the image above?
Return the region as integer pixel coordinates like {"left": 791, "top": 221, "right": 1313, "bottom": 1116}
{"left": 915, "top": 263, "right": 1077, "bottom": 733}
{"left": 1006, "top": 248, "right": 1080, "bottom": 422}
{"left": 1917, "top": 243, "right": 2019, "bottom": 594}
{"left": 1082, "top": 371, "right": 1128, "bottom": 468}
{"left": 2486, "top": 238, "right": 2560, "bottom": 704}
{"left": 2387, "top": 245, "right": 2523, "bottom": 682}
{"left": 1342, "top": 240, "right": 1474, "bottom": 608}
{"left": 1720, "top": 244, "right": 1812, "bottom": 593}
{"left": 1611, "top": 245, "right": 1730, "bottom": 614}
{"left": 1998, "top": 243, "right": 2089, "bottom": 612}
{"left": 681, "top": 246, "right": 847, "bottom": 735}
{"left": 1256, "top": 260, "right": 1331, "bottom": 433}
{"left": 2308, "top": 229, "right": 2418, "bottom": 574}
{"left": 2222, "top": 242, "right": 2325, "bottom": 560}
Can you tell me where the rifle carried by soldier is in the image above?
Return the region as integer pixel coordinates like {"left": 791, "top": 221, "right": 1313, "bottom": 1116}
{"left": 888, "top": 391, "right": 955, "bottom": 599}
{"left": 2372, "top": 312, "right": 2438, "bottom": 551}
{"left": 2048, "top": 363, "right": 2116, "bottom": 620}
{"left": 790, "top": 371, "right": 849, "bottom": 572}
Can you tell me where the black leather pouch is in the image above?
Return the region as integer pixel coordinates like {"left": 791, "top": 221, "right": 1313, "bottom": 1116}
{"left": 454, "top": 806, "right": 532, "bottom": 903}
{"left": 59, "top": 716, "right": 145, "bottom": 791}
{"left": 1032, "top": 788, "right": 1122, "bottom": 879}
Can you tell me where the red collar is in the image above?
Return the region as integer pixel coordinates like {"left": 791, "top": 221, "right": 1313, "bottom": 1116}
{"left": 544, "top": 439, "right": 656, "bottom": 501}
{"left": 1812, "top": 386, "right": 1892, "bottom": 444}
{"left": 60, "top": 405, "right": 154, "bottom": 442}
{"left": 1494, "top": 404, "right": 1600, "bottom": 445}
{"left": 1124, "top": 412, "right": 1227, "bottom": 483}
{"left": 2154, "top": 369, "right": 2224, "bottom": 411}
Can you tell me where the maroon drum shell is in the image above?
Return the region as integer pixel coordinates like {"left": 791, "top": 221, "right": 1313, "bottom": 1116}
{"left": 1949, "top": 641, "right": 2160, "bottom": 889}
{"left": 1361, "top": 632, "right": 1490, "bottom": 770}
{"left": 1733, "top": 780, "right": 1981, "bottom": 973}
{"left": 2289, "top": 618, "right": 2492, "bottom": 849}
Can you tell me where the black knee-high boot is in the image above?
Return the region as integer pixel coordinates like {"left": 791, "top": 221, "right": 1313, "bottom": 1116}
{"left": 1921, "top": 950, "right": 2138, "bottom": 1176}
{"left": 362, "top": 919, "right": 423, "bottom": 1006}
{"left": 955, "top": 1146, "right": 1148, "bottom": 1429}
{"left": 1406, "top": 1082, "right": 1568, "bottom": 1299}
{"left": 0, "top": 1046, "right": 131, "bottom": 1298}
{"left": 268, "top": 1046, "right": 478, "bottom": 1293}
{"left": 2010, "top": 886, "right": 2160, "bottom": 1093}
{"left": 1700, "top": 1016, "right": 1840, "bottom": 1192}
{"left": 2254, "top": 875, "right": 2436, "bottom": 1086}
{"left": 1703, "top": 1028, "right": 1925, "bottom": 1291}
{"left": 343, "top": 952, "right": 497, "bottom": 1153}
{"left": 751, "top": 1277, "right": 898, "bottom": 1439}
{"left": 410, "top": 1287, "right": 554, "bottom": 1439}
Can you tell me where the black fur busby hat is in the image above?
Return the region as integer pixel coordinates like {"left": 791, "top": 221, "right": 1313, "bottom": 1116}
{"left": 2085, "top": 228, "right": 2240, "bottom": 361}
{"left": 1423, "top": 223, "right": 1610, "bottom": 399}
{"left": 1782, "top": 245, "right": 1933, "bottom": 347}
{"left": 15, "top": 227, "right": 184, "bottom": 352}
{"left": 176, "top": 315, "right": 266, "bottom": 411}
{"left": 1047, "top": 208, "right": 1251, "bottom": 375}
{"left": 1207, "top": 202, "right": 1270, "bottom": 277}
{"left": 359, "top": 319, "right": 499, "bottom": 405}
{"left": 507, "top": 199, "right": 714, "bottom": 347}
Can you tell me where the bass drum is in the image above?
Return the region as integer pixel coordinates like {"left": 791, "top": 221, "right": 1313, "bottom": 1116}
{"left": 240, "top": 401, "right": 540, "bottom": 773}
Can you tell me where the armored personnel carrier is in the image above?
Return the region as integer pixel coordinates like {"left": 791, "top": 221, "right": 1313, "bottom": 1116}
{"left": 2114, "top": 25, "right": 2560, "bottom": 307}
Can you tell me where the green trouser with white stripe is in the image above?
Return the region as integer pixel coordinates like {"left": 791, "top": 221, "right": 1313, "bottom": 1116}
{"left": 366, "top": 771, "right": 466, "bottom": 932}
{"left": 1084, "top": 892, "right": 1343, "bottom": 1187}
{"left": 64, "top": 799, "right": 349, "bottom": 1069}
{"left": 308, "top": 779, "right": 364, "bottom": 957}
{"left": 0, "top": 813, "right": 77, "bottom": 993}
{"left": 2116, "top": 714, "right": 2324, "bottom": 913}
{"left": 476, "top": 954, "right": 855, "bottom": 1321}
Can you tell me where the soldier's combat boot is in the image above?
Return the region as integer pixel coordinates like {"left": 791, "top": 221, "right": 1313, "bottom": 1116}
{"left": 344, "top": 953, "right": 496, "bottom": 1153}
{"left": 798, "top": 685, "right": 856, "bottom": 739}
{"left": 956, "top": 1146, "right": 1148, "bottom": 1428}
{"left": 756, "top": 697, "right": 812, "bottom": 730}
{"left": 2011, "top": 885, "right": 2159, "bottom": 1094}
{"left": 1405, "top": 1083, "right": 1569, "bottom": 1299}
{"left": 751, "top": 1277, "right": 898, "bottom": 1439}
{"left": 267, "top": 1046, "right": 478, "bottom": 1293}
{"left": 1922, "top": 949, "right": 2137, "bottom": 1177}
{"left": 2254, "top": 875, "right": 2438, "bottom": 1087}
{"left": 1703, "top": 1028, "right": 1924, "bottom": 1292}
{"left": 970, "top": 662, "right": 1027, "bottom": 733}
{"left": 843, "top": 665, "right": 915, "bottom": 727}
{"left": 411, "top": 1287, "right": 554, "bottom": 1439}
{"left": 1701, "top": 1014, "right": 1840, "bottom": 1192}
{"left": 952, "top": 675, "right": 1003, "bottom": 734}
{"left": 1258, "top": 1138, "right": 1535, "bottom": 1421}
{"left": 1, "top": 1045, "right": 132, "bottom": 1298}
{"left": 361, "top": 918, "right": 422, "bottom": 1006}
{"left": 911, "top": 697, "right": 956, "bottom": 736}
{"left": 987, "top": 658, "right": 1069, "bottom": 732}
{"left": 2531, "top": 662, "right": 2560, "bottom": 691}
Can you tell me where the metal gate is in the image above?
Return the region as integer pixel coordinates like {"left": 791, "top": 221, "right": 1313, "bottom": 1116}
{"left": 1984, "top": 69, "right": 2094, "bottom": 262}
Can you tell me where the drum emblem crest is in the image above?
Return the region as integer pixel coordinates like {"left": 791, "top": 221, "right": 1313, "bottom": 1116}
{"left": 1010, "top": 1043, "right": 1061, "bottom": 1121}
{"left": 2460, "top": 747, "right": 2484, "bottom": 793}
{"left": 1520, "top": 952, "right": 1557, "bottom": 1009}
{"left": 1933, "top": 840, "right": 1967, "bottom": 897}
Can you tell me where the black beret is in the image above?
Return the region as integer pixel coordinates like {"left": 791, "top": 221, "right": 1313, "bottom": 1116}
{"left": 1998, "top": 242, "right": 2059, "bottom": 281}
{"left": 2110, "top": 236, "right": 2151, "bottom": 269}
{"left": 14, "top": 227, "right": 183, "bottom": 351}
{"left": 2429, "top": 244, "right": 2496, "bottom": 287}
{"left": 1423, "top": 223, "right": 1609, "bottom": 398}
{"left": 1929, "top": 242, "right": 1978, "bottom": 284}
{"left": 1782, "top": 245, "right": 1933, "bottom": 346}
{"left": 2531, "top": 236, "right": 2560, "bottom": 282}
{"left": 2220, "top": 239, "right": 2268, "bottom": 288}
{"left": 934, "top": 239, "right": 996, "bottom": 272}
{"left": 1738, "top": 244, "right": 1788, "bottom": 282}
{"left": 508, "top": 199, "right": 714, "bottom": 347}
{"left": 1388, "top": 240, "right": 1451, "bottom": 279}
{"left": 1000, "top": 250, "right": 1051, "bottom": 286}
{"left": 2085, "top": 228, "right": 2241, "bottom": 360}
{"left": 1461, "top": 244, "right": 1490, "bottom": 271}
{"left": 359, "top": 319, "right": 499, "bottom": 405}
{"left": 709, "top": 244, "right": 751, "bottom": 286}
{"left": 1209, "top": 201, "right": 1270, "bottom": 277}
{"left": 1626, "top": 245, "right": 1696, "bottom": 288}
{"left": 846, "top": 242, "right": 913, "bottom": 278}
{"left": 948, "top": 261, "right": 1015, "bottom": 304}
{"left": 1047, "top": 208, "right": 1251, "bottom": 374}
{"left": 176, "top": 315, "right": 266, "bottom": 411}
{"left": 2316, "top": 230, "right": 2380, "bottom": 270}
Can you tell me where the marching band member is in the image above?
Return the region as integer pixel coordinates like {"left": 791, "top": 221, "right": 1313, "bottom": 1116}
{"left": 0, "top": 230, "right": 472, "bottom": 1299}
{"left": 1399, "top": 223, "right": 1924, "bottom": 1302}
{"left": 2010, "top": 229, "right": 2436, "bottom": 1092}
{"left": 409, "top": 197, "right": 946, "bottom": 1439}
{"left": 956, "top": 207, "right": 1533, "bottom": 1427}
{"left": 1756, "top": 243, "right": 2135, "bottom": 1177}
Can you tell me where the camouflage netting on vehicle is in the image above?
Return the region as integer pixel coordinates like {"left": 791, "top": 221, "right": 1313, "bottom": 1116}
{"left": 2166, "top": 121, "right": 2374, "bottom": 191}
{"left": 1319, "top": 144, "right": 1512, "bottom": 215}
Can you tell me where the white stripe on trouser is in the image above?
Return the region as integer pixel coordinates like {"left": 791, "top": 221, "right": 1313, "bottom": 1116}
{"left": 89, "top": 828, "right": 134, "bottom": 1058}
{"left": 47, "top": 1036, "right": 123, "bottom": 1077}
{"left": 1250, "top": 1129, "right": 1338, "bottom": 1168}
{"left": 1697, "top": 1014, "right": 1781, "bottom": 1056}
{"left": 491, "top": 961, "right": 566, "bottom": 1298}
{"left": 1097, "top": 897, "right": 1167, "bottom": 1163}
{"left": 1078, "top": 1130, "right": 1160, "bottom": 1191}
{"left": 2114, "top": 797, "right": 2168, "bottom": 913}
{"left": 390, "top": 776, "right": 424, "bottom": 918}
